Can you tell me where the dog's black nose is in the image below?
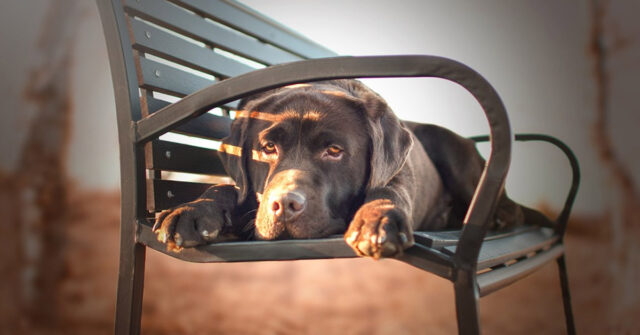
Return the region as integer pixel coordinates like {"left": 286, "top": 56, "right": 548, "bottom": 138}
{"left": 271, "top": 191, "right": 306, "bottom": 222}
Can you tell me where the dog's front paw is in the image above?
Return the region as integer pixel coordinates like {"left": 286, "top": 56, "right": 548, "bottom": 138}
{"left": 345, "top": 199, "right": 414, "bottom": 259}
{"left": 152, "top": 199, "right": 232, "bottom": 251}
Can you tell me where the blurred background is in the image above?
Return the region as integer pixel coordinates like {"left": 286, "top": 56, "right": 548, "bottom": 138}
{"left": 0, "top": 0, "right": 638, "bottom": 334}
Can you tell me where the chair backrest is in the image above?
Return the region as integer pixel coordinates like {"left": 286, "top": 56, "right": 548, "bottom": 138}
{"left": 99, "top": 0, "right": 515, "bottom": 266}
{"left": 100, "top": 0, "right": 336, "bottom": 217}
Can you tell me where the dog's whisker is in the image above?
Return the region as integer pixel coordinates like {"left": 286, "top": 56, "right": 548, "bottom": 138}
{"left": 241, "top": 219, "right": 256, "bottom": 232}
{"left": 241, "top": 219, "right": 256, "bottom": 240}
{"left": 239, "top": 209, "right": 257, "bottom": 217}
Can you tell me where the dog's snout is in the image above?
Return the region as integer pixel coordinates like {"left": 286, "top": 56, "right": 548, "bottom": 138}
{"left": 271, "top": 191, "right": 306, "bottom": 222}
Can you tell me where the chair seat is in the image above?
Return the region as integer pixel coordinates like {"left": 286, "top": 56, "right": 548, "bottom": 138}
{"left": 415, "top": 225, "right": 558, "bottom": 269}
{"left": 137, "top": 221, "right": 357, "bottom": 262}
{"left": 138, "top": 220, "right": 558, "bottom": 273}
{"left": 413, "top": 225, "right": 562, "bottom": 296}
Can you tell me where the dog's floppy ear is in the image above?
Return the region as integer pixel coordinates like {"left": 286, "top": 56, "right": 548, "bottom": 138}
{"left": 218, "top": 95, "right": 273, "bottom": 203}
{"left": 361, "top": 90, "right": 414, "bottom": 190}
{"left": 218, "top": 112, "right": 252, "bottom": 203}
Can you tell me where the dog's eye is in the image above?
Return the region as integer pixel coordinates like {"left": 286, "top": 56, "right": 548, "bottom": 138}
{"left": 325, "top": 145, "right": 344, "bottom": 158}
{"left": 262, "top": 142, "right": 277, "bottom": 155}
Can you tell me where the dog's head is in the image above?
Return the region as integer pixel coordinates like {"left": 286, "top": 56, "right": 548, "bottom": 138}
{"left": 219, "top": 80, "right": 413, "bottom": 239}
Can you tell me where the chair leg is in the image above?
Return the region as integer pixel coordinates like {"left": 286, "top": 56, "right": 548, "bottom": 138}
{"left": 557, "top": 255, "right": 576, "bottom": 335}
{"left": 114, "top": 236, "right": 146, "bottom": 335}
{"left": 454, "top": 270, "right": 480, "bottom": 335}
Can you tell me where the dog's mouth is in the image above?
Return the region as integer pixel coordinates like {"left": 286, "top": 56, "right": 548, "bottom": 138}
{"left": 254, "top": 214, "right": 346, "bottom": 240}
{"left": 253, "top": 187, "right": 347, "bottom": 240}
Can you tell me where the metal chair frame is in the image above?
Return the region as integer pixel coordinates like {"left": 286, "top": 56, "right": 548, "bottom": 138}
{"left": 97, "top": 1, "right": 579, "bottom": 333}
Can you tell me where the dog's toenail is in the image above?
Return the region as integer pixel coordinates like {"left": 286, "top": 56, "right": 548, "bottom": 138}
{"left": 399, "top": 232, "right": 408, "bottom": 244}
{"left": 346, "top": 231, "right": 358, "bottom": 244}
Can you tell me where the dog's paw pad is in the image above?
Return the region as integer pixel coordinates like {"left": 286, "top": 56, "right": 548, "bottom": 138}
{"left": 152, "top": 199, "right": 228, "bottom": 250}
{"left": 345, "top": 199, "right": 413, "bottom": 259}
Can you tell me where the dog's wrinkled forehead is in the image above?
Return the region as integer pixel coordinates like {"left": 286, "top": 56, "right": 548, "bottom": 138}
{"left": 236, "top": 83, "right": 369, "bottom": 139}
{"left": 239, "top": 83, "right": 360, "bottom": 118}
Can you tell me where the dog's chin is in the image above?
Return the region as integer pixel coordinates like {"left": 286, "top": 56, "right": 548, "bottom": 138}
{"left": 254, "top": 216, "right": 346, "bottom": 240}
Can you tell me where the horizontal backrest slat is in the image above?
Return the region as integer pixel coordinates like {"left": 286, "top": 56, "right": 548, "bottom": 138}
{"left": 140, "top": 57, "right": 215, "bottom": 97}
{"left": 125, "top": 0, "right": 303, "bottom": 66}
{"left": 174, "top": 113, "right": 232, "bottom": 140}
{"left": 146, "top": 97, "right": 233, "bottom": 140}
{"left": 147, "top": 140, "right": 227, "bottom": 175}
{"left": 174, "top": 114, "right": 232, "bottom": 140}
{"left": 130, "top": 19, "right": 256, "bottom": 79}
{"left": 146, "top": 96, "right": 171, "bottom": 113}
{"left": 147, "top": 96, "right": 238, "bottom": 114}
{"left": 147, "top": 179, "right": 213, "bottom": 212}
{"left": 173, "top": 0, "right": 336, "bottom": 59}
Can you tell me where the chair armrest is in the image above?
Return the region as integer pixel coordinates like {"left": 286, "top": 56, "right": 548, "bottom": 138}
{"left": 470, "top": 133, "right": 580, "bottom": 239}
{"left": 133, "top": 55, "right": 512, "bottom": 266}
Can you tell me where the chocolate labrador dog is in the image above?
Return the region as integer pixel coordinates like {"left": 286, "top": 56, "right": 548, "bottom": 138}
{"left": 153, "top": 79, "right": 532, "bottom": 258}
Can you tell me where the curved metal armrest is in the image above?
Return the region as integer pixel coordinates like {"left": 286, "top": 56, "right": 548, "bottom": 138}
{"left": 133, "top": 55, "right": 512, "bottom": 266}
{"left": 470, "top": 133, "right": 580, "bottom": 239}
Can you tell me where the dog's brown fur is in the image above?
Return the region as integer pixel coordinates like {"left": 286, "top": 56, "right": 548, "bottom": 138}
{"left": 153, "top": 80, "right": 526, "bottom": 258}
